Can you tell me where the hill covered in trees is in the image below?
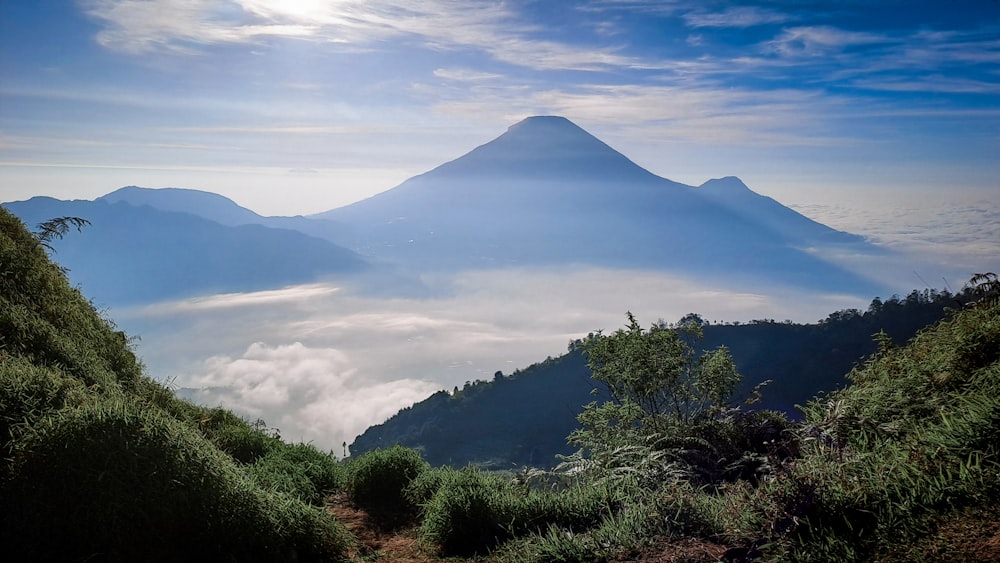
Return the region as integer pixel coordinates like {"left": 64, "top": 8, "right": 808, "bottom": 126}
{"left": 351, "top": 288, "right": 969, "bottom": 469}
{"left": 343, "top": 283, "right": 1000, "bottom": 562}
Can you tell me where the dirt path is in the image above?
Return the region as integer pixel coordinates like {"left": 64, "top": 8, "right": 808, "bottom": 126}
{"left": 328, "top": 494, "right": 460, "bottom": 563}
{"left": 327, "top": 493, "right": 731, "bottom": 562}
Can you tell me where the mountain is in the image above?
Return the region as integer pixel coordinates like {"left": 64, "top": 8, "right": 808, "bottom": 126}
{"left": 696, "top": 176, "right": 867, "bottom": 246}
{"left": 100, "top": 186, "right": 267, "bottom": 227}
{"left": 2, "top": 196, "right": 367, "bottom": 305}
{"left": 99, "top": 185, "right": 354, "bottom": 244}
{"left": 3, "top": 116, "right": 888, "bottom": 303}
{"left": 317, "top": 116, "right": 882, "bottom": 293}
{"left": 350, "top": 288, "right": 963, "bottom": 469}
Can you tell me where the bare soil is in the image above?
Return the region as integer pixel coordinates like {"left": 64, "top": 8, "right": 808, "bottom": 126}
{"left": 328, "top": 493, "right": 477, "bottom": 563}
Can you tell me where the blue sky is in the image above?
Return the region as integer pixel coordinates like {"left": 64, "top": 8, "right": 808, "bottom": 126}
{"left": 1, "top": 0, "right": 998, "bottom": 217}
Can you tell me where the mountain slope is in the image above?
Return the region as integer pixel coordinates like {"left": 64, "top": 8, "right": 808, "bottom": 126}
{"left": 318, "top": 116, "right": 883, "bottom": 293}
{"left": 697, "top": 176, "right": 867, "bottom": 246}
{"left": 3, "top": 197, "right": 367, "bottom": 305}
{"left": 99, "top": 185, "right": 354, "bottom": 243}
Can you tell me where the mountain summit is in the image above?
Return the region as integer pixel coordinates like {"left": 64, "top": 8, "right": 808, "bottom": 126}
{"left": 423, "top": 116, "right": 665, "bottom": 184}
{"left": 318, "top": 116, "right": 881, "bottom": 293}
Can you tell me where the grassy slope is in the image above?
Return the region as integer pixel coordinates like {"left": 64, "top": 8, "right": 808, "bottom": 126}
{"left": 0, "top": 207, "right": 352, "bottom": 561}
{"left": 358, "top": 292, "right": 999, "bottom": 562}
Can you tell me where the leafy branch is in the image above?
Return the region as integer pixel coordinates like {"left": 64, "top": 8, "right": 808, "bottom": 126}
{"left": 33, "top": 217, "right": 90, "bottom": 252}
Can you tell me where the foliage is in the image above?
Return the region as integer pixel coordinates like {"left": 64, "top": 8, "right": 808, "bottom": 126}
{"left": 348, "top": 444, "right": 429, "bottom": 520}
{"left": 779, "top": 298, "right": 1000, "bottom": 561}
{"left": 0, "top": 206, "right": 352, "bottom": 561}
{"left": 417, "top": 466, "right": 631, "bottom": 557}
{"left": 967, "top": 272, "right": 1000, "bottom": 308}
{"left": 352, "top": 291, "right": 964, "bottom": 470}
{"left": 567, "top": 313, "right": 789, "bottom": 488}
{"left": 2, "top": 398, "right": 351, "bottom": 561}
{"left": 248, "top": 442, "right": 347, "bottom": 505}
{"left": 197, "top": 407, "right": 283, "bottom": 463}
{"left": 580, "top": 312, "right": 740, "bottom": 427}
{"left": 32, "top": 215, "right": 90, "bottom": 252}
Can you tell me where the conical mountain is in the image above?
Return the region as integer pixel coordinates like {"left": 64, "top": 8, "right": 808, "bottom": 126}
{"left": 319, "top": 116, "right": 880, "bottom": 293}
{"left": 697, "top": 177, "right": 866, "bottom": 246}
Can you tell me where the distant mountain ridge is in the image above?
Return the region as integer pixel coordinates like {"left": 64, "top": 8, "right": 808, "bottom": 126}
{"left": 101, "top": 186, "right": 267, "bottom": 227}
{"left": 3, "top": 115, "right": 887, "bottom": 302}
{"left": 3, "top": 196, "right": 366, "bottom": 305}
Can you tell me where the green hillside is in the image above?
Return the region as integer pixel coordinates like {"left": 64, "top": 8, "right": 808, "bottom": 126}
{"left": 0, "top": 207, "right": 353, "bottom": 561}
{"left": 343, "top": 290, "right": 999, "bottom": 562}
{"left": 352, "top": 290, "right": 965, "bottom": 469}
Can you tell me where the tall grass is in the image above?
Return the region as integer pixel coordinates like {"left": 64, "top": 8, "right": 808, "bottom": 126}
{"left": 1, "top": 207, "right": 354, "bottom": 561}
{"left": 2, "top": 398, "right": 352, "bottom": 561}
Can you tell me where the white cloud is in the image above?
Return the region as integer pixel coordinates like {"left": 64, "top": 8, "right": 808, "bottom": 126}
{"left": 788, "top": 196, "right": 1000, "bottom": 278}
{"left": 138, "top": 283, "right": 341, "bottom": 314}
{"left": 432, "top": 68, "right": 504, "bottom": 82}
{"left": 82, "top": 0, "right": 651, "bottom": 71}
{"left": 429, "top": 82, "right": 859, "bottom": 147}
{"left": 122, "top": 265, "right": 883, "bottom": 451}
{"left": 764, "top": 26, "right": 892, "bottom": 58}
{"left": 186, "top": 341, "right": 440, "bottom": 450}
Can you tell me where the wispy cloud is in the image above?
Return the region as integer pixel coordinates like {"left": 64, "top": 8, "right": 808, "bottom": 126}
{"left": 82, "top": 0, "right": 651, "bottom": 71}
{"left": 764, "top": 26, "right": 893, "bottom": 58}
{"left": 684, "top": 6, "right": 793, "bottom": 29}
{"left": 852, "top": 75, "right": 1000, "bottom": 94}
{"left": 429, "top": 82, "right": 865, "bottom": 147}
{"left": 138, "top": 283, "right": 341, "bottom": 314}
{"left": 432, "top": 68, "right": 504, "bottom": 82}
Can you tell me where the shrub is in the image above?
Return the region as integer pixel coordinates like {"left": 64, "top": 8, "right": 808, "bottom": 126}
{"left": 348, "top": 444, "right": 428, "bottom": 517}
{"left": 198, "top": 407, "right": 282, "bottom": 463}
{"left": 249, "top": 442, "right": 347, "bottom": 505}
{"left": 404, "top": 464, "right": 461, "bottom": 510}
{"left": 419, "top": 467, "right": 520, "bottom": 555}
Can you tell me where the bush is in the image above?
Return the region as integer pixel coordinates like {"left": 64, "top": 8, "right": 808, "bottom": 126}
{"left": 404, "top": 464, "right": 461, "bottom": 509}
{"left": 419, "top": 467, "right": 520, "bottom": 555}
{"left": 198, "top": 407, "right": 282, "bottom": 463}
{"left": 0, "top": 399, "right": 351, "bottom": 562}
{"left": 248, "top": 442, "right": 347, "bottom": 505}
{"left": 348, "top": 444, "right": 428, "bottom": 518}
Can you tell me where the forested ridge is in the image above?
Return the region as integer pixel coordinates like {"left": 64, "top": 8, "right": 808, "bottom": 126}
{"left": 352, "top": 288, "right": 969, "bottom": 469}
{"left": 2, "top": 204, "right": 997, "bottom": 561}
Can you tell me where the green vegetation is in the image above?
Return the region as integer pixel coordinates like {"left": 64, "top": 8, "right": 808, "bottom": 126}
{"left": 352, "top": 289, "right": 966, "bottom": 469}
{"left": 3, "top": 202, "right": 996, "bottom": 561}
{"left": 0, "top": 207, "right": 352, "bottom": 561}
{"left": 374, "top": 297, "right": 998, "bottom": 561}
{"left": 346, "top": 443, "right": 428, "bottom": 524}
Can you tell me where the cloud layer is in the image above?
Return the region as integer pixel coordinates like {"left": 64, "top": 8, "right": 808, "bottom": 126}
{"left": 122, "top": 266, "right": 876, "bottom": 452}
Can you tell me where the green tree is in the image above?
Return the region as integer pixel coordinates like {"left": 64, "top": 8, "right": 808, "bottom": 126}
{"left": 568, "top": 312, "right": 741, "bottom": 458}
